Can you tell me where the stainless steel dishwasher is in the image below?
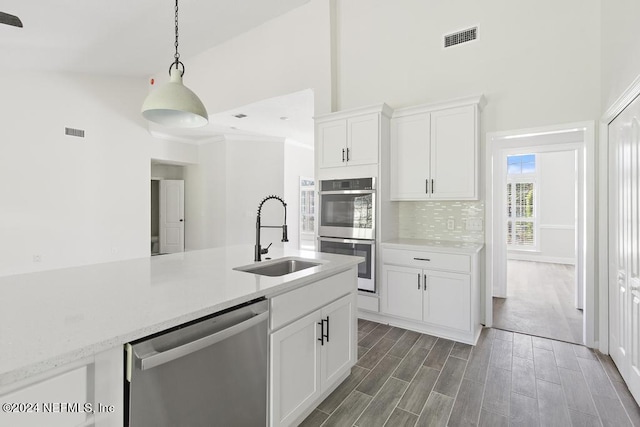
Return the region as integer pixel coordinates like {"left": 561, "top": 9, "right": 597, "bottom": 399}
{"left": 125, "top": 298, "right": 269, "bottom": 427}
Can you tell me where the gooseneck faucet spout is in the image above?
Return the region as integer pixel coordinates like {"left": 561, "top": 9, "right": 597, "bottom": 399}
{"left": 255, "top": 195, "right": 288, "bottom": 262}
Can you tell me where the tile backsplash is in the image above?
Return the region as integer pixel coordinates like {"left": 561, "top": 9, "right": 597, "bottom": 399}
{"left": 397, "top": 201, "right": 485, "bottom": 243}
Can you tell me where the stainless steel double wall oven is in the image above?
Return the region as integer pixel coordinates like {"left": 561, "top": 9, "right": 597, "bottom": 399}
{"left": 318, "top": 178, "right": 376, "bottom": 292}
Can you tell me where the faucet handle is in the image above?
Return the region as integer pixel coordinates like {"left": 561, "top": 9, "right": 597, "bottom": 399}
{"left": 261, "top": 242, "right": 272, "bottom": 255}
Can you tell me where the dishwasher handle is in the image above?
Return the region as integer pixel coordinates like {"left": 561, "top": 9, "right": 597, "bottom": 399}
{"left": 137, "top": 310, "right": 269, "bottom": 371}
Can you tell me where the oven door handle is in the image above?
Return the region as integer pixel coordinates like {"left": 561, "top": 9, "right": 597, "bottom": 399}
{"left": 319, "top": 237, "right": 375, "bottom": 245}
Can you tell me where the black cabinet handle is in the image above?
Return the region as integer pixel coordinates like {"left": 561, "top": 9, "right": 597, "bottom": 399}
{"left": 424, "top": 274, "right": 427, "bottom": 291}
{"left": 318, "top": 317, "right": 330, "bottom": 345}
{"left": 325, "top": 317, "right": 330, "bottom": 343}
{"left": 417, "top": 273, "right": 421, "bottom": 290}
{"left": 425, "top": 179, "right": 429, "bottom": 194}
{"left": 342, "top": 148, "right": 345, "bottom": 162}
{"left": 318, "top": 321, "right": 325, "bottom": 346}
{"left": 431, "top": 179, "right": 434, "bottom": 194}
{"left": 346, "top": 148, "right": 350, "bottom": 162}
{"left": 413, "top": 257, "right": 431, "bottom": 262}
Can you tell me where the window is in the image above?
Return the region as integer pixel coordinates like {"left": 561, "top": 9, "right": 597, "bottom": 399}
{"left": 506, "top": 154, "right": 536, "bottom": 248}
{"left": 299, "top": 177, "right": 315, "bottom": 250}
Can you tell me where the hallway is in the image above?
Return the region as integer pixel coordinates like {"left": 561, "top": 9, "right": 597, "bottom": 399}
{"left": 493, "top": 260, "right": 583, "bottom": 344}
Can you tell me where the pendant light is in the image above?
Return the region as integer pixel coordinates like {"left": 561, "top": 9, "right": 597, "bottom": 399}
{"left": 141, "top": 0, "right": 208, "bottom": 128}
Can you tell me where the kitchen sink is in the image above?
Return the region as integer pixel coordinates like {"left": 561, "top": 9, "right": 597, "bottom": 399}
{"left": 235, "top": 257, "right": 322, "bottom": 277}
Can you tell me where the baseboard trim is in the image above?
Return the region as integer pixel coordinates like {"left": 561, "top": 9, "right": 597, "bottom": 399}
{"left": 358, "top": 310, "right": 481, "bottom": 345}
{"left": 507, "top": 254, "right": 575, "bottom": 265}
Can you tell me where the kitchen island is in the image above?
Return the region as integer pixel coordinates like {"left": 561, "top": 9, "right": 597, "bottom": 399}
{"left": 0, "top": 245, "right": 362, "bottom": 426}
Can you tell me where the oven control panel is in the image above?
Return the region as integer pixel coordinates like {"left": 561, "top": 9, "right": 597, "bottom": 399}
{"left": 320, "top": 177, "right": 374, "bottom": 191}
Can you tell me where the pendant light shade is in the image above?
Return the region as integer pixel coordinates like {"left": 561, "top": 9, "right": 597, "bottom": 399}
{"left": 142, "top": 66, "right": 208, "bottom": 128}
{"left": 141, "top": 0, "right": 208, "bottom": 128}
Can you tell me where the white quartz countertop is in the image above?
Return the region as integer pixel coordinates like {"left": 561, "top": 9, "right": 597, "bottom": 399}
{"left": 0, "top": 246, "right": 363, "bottom": 387}
{"left": 381, "top": 238, "right": 484, "bottom": 254}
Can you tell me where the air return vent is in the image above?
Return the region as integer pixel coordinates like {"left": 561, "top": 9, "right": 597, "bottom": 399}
{"left": 65, "top": 127, "right": 85, "bottom": 138}
{"left": 444, "top": 27, "right": 478, "bottom": 48}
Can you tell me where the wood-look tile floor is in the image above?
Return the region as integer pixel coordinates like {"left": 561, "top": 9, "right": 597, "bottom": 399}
{"left": 494, "top": 260, "right": 583, "bottom": 344}
{"left": 300, "top": 320, "right": 640, "bottom": 427}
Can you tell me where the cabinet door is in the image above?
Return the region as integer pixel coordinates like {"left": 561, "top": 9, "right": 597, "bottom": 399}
{"left": 390, "top": 113, "right": 431, "bottom": 200}
{"left": 320, "top": 294, "right": 355, "bottom": 390}
{"left": 383, "top": 264, "right": 423, "bottom": 321}
{"left": 270, "top": 310, "right": 322, "bottom": 427}
{"left": 423, "top": 270, "right": 471, "bottom": 332}
{"left": 347, "top": 113, "right": 379, "bottom": 166}
{"left": 0, "top": 366, "right": 89, "bottom": 427}
{"left": 317, "top": 120, "right": 347, "bottom": 168}
{"left": 430, "top": 105, "right": 477, "bottom": 199}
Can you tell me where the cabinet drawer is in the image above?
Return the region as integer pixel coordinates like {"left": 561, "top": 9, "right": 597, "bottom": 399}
{"left": 382, "top": 248, "right": 470, "bottom": 273}
{"left": 270, "top": 268, "right": 357, "bottom": 331}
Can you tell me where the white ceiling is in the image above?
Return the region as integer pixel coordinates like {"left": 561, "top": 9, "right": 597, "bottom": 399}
{"left": 149, "top": 88, "right": 315, "bottom": 146}
{"left": 0, "top": 0, "right": 310, "bottom": 76}
{"left": 1, "top": 0, "right": 314, "bottom": 145}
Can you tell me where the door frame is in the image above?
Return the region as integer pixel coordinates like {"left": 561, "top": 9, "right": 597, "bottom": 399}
{"left": 600, "top": 74, "right": 640, "bottom": 354}
{"left": 485, "top": 121, "right": 596, "bottom": 347}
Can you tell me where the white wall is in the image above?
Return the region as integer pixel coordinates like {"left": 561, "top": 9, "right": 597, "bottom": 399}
{"left": 150, "top": 139, "right": 198, "bottom": 165}
{"left": 335, "top": 0, "right": 600, "bottom": 129}
{"left": 601, "top": 0, "right": 640, "bottom": 110}
{"left": 151, "top": 164, "right": 185, "bottom": 180}
{"left": 284, "top": 141, "right": 315, "bottom": 250}
{"left": 184, "top": 139, "right": 227, "bottom": 250}
{"left": 508, "top": 150, "right": 577, "bottom": 264}
{"left": 225, "top": 138, "right": 285, "bottom": 248}
{"left": 185, "top": 136, "right": 298, "bottom": 255}
{"left": 334, "top": 0, "right": 600, "bottom": 241}
{"left": 156, "top": 0, "right": 332, "bottom": 117}
{"left": 0, "top": 71, "right": 156, "bottom": 276}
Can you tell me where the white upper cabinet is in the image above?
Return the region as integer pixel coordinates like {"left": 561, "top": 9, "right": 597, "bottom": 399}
{"left": 317, "top": 120, "right": 348, "bottom": 168}
{"left": 390, "top": 112, "right": 431, "bottom": 199}
{"left": 430, "top": 106, "right": 477, "bottom": 199}
{"left": 390, "top": 96, "right": 483, "bottom": 201}
{"left": 316, "top": 105, "right": 392, "bottom": 170}
{"left": 346, "top": 114, "right": 379, "bottom": 166}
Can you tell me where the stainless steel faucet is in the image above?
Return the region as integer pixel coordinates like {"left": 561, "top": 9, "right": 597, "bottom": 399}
{"left": 255, "top": 195, "right": 288, "bottom": 261}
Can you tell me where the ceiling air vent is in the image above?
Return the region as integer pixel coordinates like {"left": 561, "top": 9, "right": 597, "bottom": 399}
{"left": 65, "top": 127, "right": 85, "bottom": 138}
{"left": 233, "top": 113, "right": 247, "bottom": 119}
{"left": 444, "top": 26, "right": 478, "bottom": 48}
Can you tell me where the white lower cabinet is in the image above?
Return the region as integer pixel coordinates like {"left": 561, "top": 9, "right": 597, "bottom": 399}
{"left": 381, "top": 246, "right": 481, "bottom": 344}
{"left": 0, "top": 347, "right": 123, "bottom": 427}
{"left": 270, "top": 293, "right": 355, "bottom": 427}
{"left": 384, "top": 265, "right": 471, "bottom": 332}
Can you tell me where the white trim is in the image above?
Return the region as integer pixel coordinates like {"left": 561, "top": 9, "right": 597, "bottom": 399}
{"left": 599, "top": 73, "right": 640, "bottom": 354}
{"left": 391, "top": 94, "right": 486, "bottom": 118}
{"left": 485, "top": 122, "right": 595, "bottom": 348}
{"left": 602, "top": 74, "right": 640, "bottom": 123}
{"left": 507, "top": 253, "right": 576, "bottom": 265}
{"left": 538, "top": 224, "right": 576, "bottom": 230}
{"left": 314, "top": 103, "right": 393, "bottom": 122}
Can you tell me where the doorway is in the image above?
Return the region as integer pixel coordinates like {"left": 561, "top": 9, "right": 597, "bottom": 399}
{"left": 151, "top": 163, "right": 186, "bottom": 255}
{"left": 485, "top": 122, "right": 596, "bottom": 347}
{"left": 493, "top": 149, "right": 582, "bottom": 343}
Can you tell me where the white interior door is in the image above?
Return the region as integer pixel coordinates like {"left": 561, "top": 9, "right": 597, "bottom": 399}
{"left": 159, "top": 179, "right": 184, "bottom": 254}
{"left": 609, "top": 93, "right": 640, "bottom": 403}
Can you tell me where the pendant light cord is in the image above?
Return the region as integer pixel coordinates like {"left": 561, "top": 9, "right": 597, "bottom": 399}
{"left": 174, "top": 0, "right": 180, "bottom": 69}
